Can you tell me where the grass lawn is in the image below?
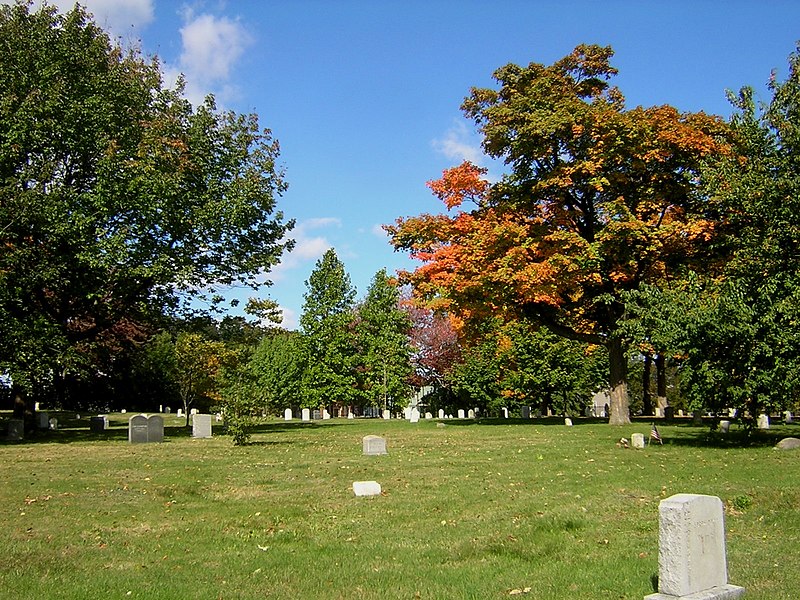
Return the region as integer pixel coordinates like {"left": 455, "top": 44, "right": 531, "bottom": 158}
{"left": 1, "top": 413, "right": 798, "bottom": 599}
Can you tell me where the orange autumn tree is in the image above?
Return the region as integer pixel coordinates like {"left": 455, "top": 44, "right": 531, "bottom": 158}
{"left": 388, "top": 45, "right": 731, "bottom": 424}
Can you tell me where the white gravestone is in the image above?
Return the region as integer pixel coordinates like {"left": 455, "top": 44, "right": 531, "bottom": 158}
{"left": 48, "top": 418, "right": 58, "bottom": 430}
{"left": 425, "top": 412, "right": 433, "bottom": 420}
{"left": 457, "top": 409, "right": 465, "bottom": 419}
{"left": 347, "top": 411, "right": 354, "bottom": 420}
{"left": 438, "top": 409, "right": 445, "bottom": 419}
{"left": 502, "top": 407, "right": 509, "bottom": 418}
{"left": 410, "top": 408, "right": 420, "bottom": 423}
{"left": 322, "top": 409, "right": 331, "bottom": 420}
{"left": 632, "top": 432, "right": 645, "bottom": 448}
{"left": 468, "top": 409, "right": 475, "bottom": 419}
{"left": 284, "top": 408, "right": 292, "bottom": 421}
{"left": 784, "top": 411, "right": 793, "bottom": 424}
{"left": 301, "top": 408, "right": 311, "bottom": 422}
{"left": 382, "top": 409, "right": 391, "bottom": 420}
{"left": 353, "top": 481, "right": 381, "bottom": 497}
{"left": 192, "top": 414, "right": 212, "bottom": 438}
{"left": 362, "top": 435, "right": 387, "bottom": 456}
{"left": 644, "top": 494, "right": 744, "bottom": 600}
{"left": 129, "top": 415, "right": 149, "bottom": 443}
{"left": 190, "top": 408, "right": 198, "bottom": 415}
{"left": 176, "top": 409, "right": 183, "bottom": 417}
{"left": 564, "top": 417, "right": 573, "bottom": 427}
{"left": 719, "top": 420, "right": 730, "bottom": 434}
{"left": 757, "top": 414, "right": 769, "bottom": 429}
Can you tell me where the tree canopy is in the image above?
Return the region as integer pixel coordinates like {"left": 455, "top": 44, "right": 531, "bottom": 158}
{"left": 388, "top": 44, "right": 731, "bottom": 424}
{"left": 0, "top": 3, "right": 293, "bottom": 403}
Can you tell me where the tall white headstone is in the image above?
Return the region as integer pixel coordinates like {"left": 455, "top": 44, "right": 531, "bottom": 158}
{"left": 382, "top": 409, "right": 391, "bottom": 420}
{"left": 301, "top": 408, "right": 311, "bottom": 422}
{"left": 757, "top": 414, "right": 770, "bottom": 429}
{"left": 192, "top": 414, "right": 212, "bottom": 438}
{"left": 457, "top": 409, "right": 465, "bottom": 419}
{"left": 410, "top": 408, "right": 420, "bottom": 423}
{"left": 284, "top": 408, "right": 292, "bottom": 421}
{"left": 644, "top": 494, "right": 744, "bottom": 600}
{"left": 438, "top": 409, "right": 445, "bottom": 419}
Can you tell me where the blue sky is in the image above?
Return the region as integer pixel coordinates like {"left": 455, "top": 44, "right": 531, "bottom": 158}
{"left": 29, "top": 1, "right": 800, "bottom": 328}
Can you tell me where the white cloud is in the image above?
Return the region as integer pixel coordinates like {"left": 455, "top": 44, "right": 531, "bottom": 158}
{"left": 6, "top": 1, "right": 154, "bottom": 37}
{"left": 371, "top": 223, "right": 388, "bottom": 239}
{"left": 431, "top": 119, "right": 486, "bottom": 165}
{"left": 264, "top": 218, "right": 341, "bottom": 282}
{"left": 169, "top": 11, "right": 253, "bottom": 107}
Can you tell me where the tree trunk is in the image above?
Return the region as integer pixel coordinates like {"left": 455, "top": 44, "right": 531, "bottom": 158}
{"left": 608, "top": 337, "right": 630, "bottom": 425}
{"left": 655, "top": 353, "right": 668, "bottom": 413}
{"left": 642, "top": 352, "right": 653, "bottom": 416}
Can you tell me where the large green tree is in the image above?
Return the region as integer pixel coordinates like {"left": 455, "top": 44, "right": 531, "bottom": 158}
{"left": 355, "top": 269, "right": 412, "bottom": 412}
{"left": 0, "top": 3, "right": 293, "bottom": 412}
{"left": 299, "top": 249, "right": 358, "bottom": 409}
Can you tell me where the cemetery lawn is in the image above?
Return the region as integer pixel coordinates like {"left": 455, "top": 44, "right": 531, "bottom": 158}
{"left": 1, "top": 415, "right": 799, "bottom": 599}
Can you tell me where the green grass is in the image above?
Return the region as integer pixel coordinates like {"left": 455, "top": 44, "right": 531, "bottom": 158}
{"left": 1, "top": 414, "right": 799, "bottom": 599}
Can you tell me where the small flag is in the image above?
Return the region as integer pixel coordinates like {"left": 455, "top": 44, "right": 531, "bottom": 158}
{"left": 649, "top": 423, "right": 662, "bottom": 445}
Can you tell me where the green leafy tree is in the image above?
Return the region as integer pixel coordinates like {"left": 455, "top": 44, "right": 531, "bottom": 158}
{"left": 0, "top": 3, "right": 293, "bottom": 415}
{"left": 175, "top": 333, "right": 236, "bottom": 426}
{"left": 355, "top": 269, "right": 412, "bottom": 412}
{"left": 245, "top": 329, "right": 307, "bottom": 413}
{"left": 299, "top": 249, "right": 357, "bottom": 409}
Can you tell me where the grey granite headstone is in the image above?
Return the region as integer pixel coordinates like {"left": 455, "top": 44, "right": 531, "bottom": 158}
{"left": 147, "top": 415, "right": 164, "bottom": 442}
{"left": 522, "top": 406, "right": 531, "bottom": 419}
{"left": 90, "top": 416, "right": 108, "bottom": 433}
{"left": 129, "top": 415, "right": 149, "bottom": 443}
{"left": 7, "top": 419, "right": 24, "bottom": 440}
{"left": 312, "top": 409, "right": 321, "bottom": 420}
{"left": 644, "top": 494, "right": 744, "bottom": 600}
{"left": 362, "top": 435, "right": 387, "bottom": 456}
{"left": 37, "top": 412, "right": 50, "bottom": 429}
{"left": 192, "top": 414, "right": 212, "bottom": 438}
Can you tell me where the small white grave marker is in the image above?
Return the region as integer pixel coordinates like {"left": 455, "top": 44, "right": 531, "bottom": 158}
{"left": 301, "top": 408, "right": 311, "bottom": 422}
{"left": 438, "top": 409, "right": 445, "bottom": 419}
{"left": 632, "top": 432, "right": 645, "bottom": 448}
{"left": 757, "top": 414, "right": 769, "bottom": 429}
{"left": 410, "top": 408, "right": 420, "bottom": 423}
{"left": 362, "top": 435, "right": 387, "bottom": 456}
{"left": 457, "top": 409, "right": 465, "bottom": 419}
{"left": 353, "top": 481, "right": 381, "bottom": 497}
{"left": 284, "top": 408, "right": 292, "bottom": 421}
{"left": 719, "top": 420, "right": 730, "bottom": 434}
{"left": 564, "top": 417, "right": 573, "bottom": 427}
{"left": 644, "top": 493, "right": 744, "bottom": 600}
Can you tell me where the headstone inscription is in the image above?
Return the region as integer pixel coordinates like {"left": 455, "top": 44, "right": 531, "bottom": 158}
{"left": 90, "top": 416, "right": 108, "bottom": 433}
{"left": 362, "top": 435, "right": 387, "bottom": 456}
{"left": 284, "top": 408, "right": 292, "bottom": 421}
{"left": 643, "top": 493, "right": 745, "bottom": 600}
{"left": 129, "top": 415, "right": 149, "bottom": 443}
{"left": 192, "top": 414, "right": 212, "bottom": 438}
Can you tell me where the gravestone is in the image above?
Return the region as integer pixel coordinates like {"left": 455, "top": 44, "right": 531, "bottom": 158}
{"left": 121, "top": 409, "right": 127, "bottom": 414}
{"left": 90, "top": 416, "right": 108, "bottom": 433}
{"left": 322, "top": 409, "right": 331, "bottom": 420}
{"left": 7, "top": 419, "right": 24, "bottom": 441}
{"left": 37, "top": 412, "right": 50, "bottom": 429}
{"left": 301, "top": 408, "right": 311, "bottom": 422}
{"left": 362, "top": 435, "right": 387, "bottom": 456}
{"left": 632, "top": 432, "right": 645, "bottom": 448}
{"left": 457, "top": 409, "right": 465, "bottom": 419}
{"left": 129, "top": 415, "right": 149, "bottom": 443}
{"left": 190, "top": 408, "right": 198, "bottom": 415}
{"left": 522, "top": 406, "right": 531, "bottom": 419}
{"left": 664, "top": 407, "right": 674, "bottom": 420}
{"left": 425, "top": 412, "right": 433, "bottom": 420}
{"left": 284, "top": 408, "right": 292, "bottom": 421}
{"left": 757, "top": 414, "right": 769, "bottom": 430}
{"left": 691, "top": 411, "right": 703, "bottom": 425}
{"left": 655, "top": 407, "right": 664, "bottom": 418}
{"left": 48, "top": 418, "right": 58, "bottom": 430}
{"left": 312, "top": 409, "right": 321, "bottom": 420}
{"left": 147, "top": 415, "right": 164, "bottom": 442}
{"left": 775, "top": 437, "right": 800, "bottom": 450}
{"left": 783, "top": 411, "right": 793, "bottom": 424}
{"left": 165, "top": 407, "right": 171, "bottom": 414}
{"left": 34, "top": 402, "right": 40, "bottom": 411}
{"left": 468, "top": 409, "right": 475, "bottom": 419}
{"left": 678, "top": 409, "right": 684, "bottom": 417}
{"left": 353, "top": 481, "right": 382, "bottom": 497}
{"left": 644, "top": 494, "right": 744, "bottom": 600}
{"left": 410, "top": 408, "right": 420, "bottom": 423}
{"left": 192, "top": 414, "right": 212, "bottom": 438}
{"left": 438, "top": 409, "right": 445, "bottom": 419}
{"left": 159, "top": 405, "right": 163, "bottom": 413}
{"left": 347, "top": 411, "right": 354, "bottom": 420}
{"left": 382, "top": 409, "right": 391, "bottom": 420}
{"left": 564, "top": 417, "right": 573, "bottom": 427}
{"left": 719, "top": 420, "right": 730, "bottom": 434}
{"left": 403, "top": 407, "right": 412, "bottom": 420}
{"left": 176, "top": 409, "right": 183, "bottom": 417}
{"left": 502, "top": 407, "right": 509, "bottom": 419}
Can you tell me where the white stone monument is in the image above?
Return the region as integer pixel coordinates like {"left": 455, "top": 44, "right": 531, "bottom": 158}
{"left": 644, "top": 494, "right": 744, "bottom": 600}
{"left": 353, "top": 481, "right": 382, "bottom": 497}
{"left": 457, "top": 409, "right": 465, "bottom": 419}
{"left": 284, "top": 408, "right": 292, "bottom": 421}
{"left": 322, "top": 409, "right": 331, "bottom": 420}
{"left": 382, "top": 409, "right": 391, "bottom": 420}
{"left": 564, "top": 417, "right": 573, "bottom": 427}
{"left": 425, "top": 412, "right": 433, "bottom": 420}
{"left": 301, "top": 408, "right": 311, "bottom": 422}
{"left": 719, "top": 420, "right": 730, "bottom": 434}
{"left": 192, "top": 414, "right": 212, "bottom": 438}
{"left": 410, "top": 408, "right": 420, "bottom": 423}
{"left": 362, "top": 435, "right": 387, "bottom": 456}
{"left": 632, "top": 432, "right": 645, "bottom": 448}
{"left": 468, "top": 409, "right": 475, "bottom": 419}
{"left": 757, "top": 414, "right": 769, "bottom": 430}
{"left": 438, "top": 409, "right": 445, "bottom": 419}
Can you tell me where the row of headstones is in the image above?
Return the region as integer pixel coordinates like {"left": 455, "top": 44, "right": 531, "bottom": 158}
{"left": 127, "top": 414, "right": 213, "bottom": 444}
{"left": 281, "top": 407, "right": 505, "bottom": 422}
